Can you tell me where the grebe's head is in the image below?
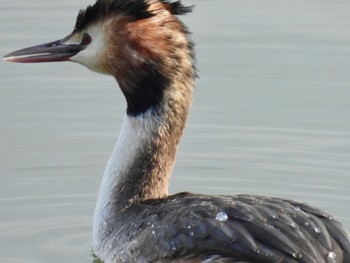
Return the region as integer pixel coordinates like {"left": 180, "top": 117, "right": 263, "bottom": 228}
{"left": 4, "top": 0, "right": 195, "bottom": 115}
{"left": 3, "top": 0, "right": 193, "bottom": 74}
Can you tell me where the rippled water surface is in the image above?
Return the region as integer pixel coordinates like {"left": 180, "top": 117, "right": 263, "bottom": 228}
{"left": 1, "top": 0, "right": 350, "bottom": 262}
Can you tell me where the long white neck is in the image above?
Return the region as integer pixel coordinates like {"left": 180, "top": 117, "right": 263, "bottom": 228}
{"left": 94, "top": 115, "right": 154, "bottom": 216}
{"left": 93, "top": 89, "right": 192, "bottom": 249}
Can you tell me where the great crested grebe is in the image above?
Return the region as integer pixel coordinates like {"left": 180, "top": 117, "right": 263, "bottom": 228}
{"left": 4, "top": 0, "right": 350, "bottom": 262}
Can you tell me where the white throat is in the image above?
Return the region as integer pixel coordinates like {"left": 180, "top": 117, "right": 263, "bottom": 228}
{"left": 92, "top": 110, "right": 170, "bottom": 250}
{"left": 94, "top": 115, "right": 146, "bottom": 244}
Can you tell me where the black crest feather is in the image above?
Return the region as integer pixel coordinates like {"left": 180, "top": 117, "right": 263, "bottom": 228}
{"left": 73, "top": 0, "right": 193, "bottom": 32}
{"left": 162, "top": 1, "right": 194, "bottom": 15}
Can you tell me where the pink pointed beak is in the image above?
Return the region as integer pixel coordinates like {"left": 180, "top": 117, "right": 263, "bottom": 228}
{"left": 3, "top": 35, "right": 85, "bottom": 63}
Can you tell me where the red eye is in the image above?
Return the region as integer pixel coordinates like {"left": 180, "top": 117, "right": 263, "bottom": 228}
{"left": 81, "top": 33, "right": 92, "bottom": 45}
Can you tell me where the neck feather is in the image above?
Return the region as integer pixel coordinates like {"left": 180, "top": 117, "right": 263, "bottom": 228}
{"left": 93, "top": 76, "right": 193, "bottom": 246}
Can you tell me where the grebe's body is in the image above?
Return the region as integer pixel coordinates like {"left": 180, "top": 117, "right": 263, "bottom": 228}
{"left": 4, "top": 0, "right": 350, "bottom": 262}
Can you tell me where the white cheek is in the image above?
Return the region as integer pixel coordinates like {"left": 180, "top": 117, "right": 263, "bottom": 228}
{"left": 69, "top": 24, "right": 109, "bottom": 74}
{"left": 70, "top": 47, "right": 107, "bottom": 74}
